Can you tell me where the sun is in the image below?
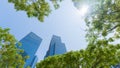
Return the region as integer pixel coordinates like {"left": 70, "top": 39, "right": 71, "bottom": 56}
{"left": 77, "top": 5, "right": 89, "bottom": 16}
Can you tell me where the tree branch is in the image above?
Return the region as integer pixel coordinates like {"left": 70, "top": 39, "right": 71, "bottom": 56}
{"left": 108, "top": 24, "right": 120, "bottom": 32}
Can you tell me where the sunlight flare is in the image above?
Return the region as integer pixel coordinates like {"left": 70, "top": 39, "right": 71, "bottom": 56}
{"left": 77, "top": 5, "right": 89, "bottom": 16}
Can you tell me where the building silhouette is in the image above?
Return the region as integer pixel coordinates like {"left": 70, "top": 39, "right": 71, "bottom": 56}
{"left": 44, "top": 35, "right": 67, "bottom": 58}
{"left": 113, "top": 64, "right": 120, "bottom": 68}
{"left": 17, "top": 32, "right": 42, "bottom": 68}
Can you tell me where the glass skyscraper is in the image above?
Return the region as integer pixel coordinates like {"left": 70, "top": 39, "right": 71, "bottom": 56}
{"left": 44, "top": 35, "right": 67, "bottom": 58}
{"left": 17, "top": 32, "right": 42, "bottom": 68}
{"left": 113, "top": 64, "right": 120, "bottom": 68}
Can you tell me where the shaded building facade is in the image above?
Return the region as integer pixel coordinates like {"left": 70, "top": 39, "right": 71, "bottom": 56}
{"left": 113, "top": 64, "right": 120, "bottom": 68}
{"left": 44, "top": 35, "right": 67, "bottom": 58}
{"left": 17, "top": 32, "right": 42, "bottom": 68}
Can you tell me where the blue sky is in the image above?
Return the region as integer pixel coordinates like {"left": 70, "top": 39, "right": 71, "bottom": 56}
{"left": 0, "top": 0, "right": 87, "bottom": 61}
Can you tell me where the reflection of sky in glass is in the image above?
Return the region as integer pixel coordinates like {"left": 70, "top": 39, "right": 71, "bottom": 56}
{"left": 18, "top": 32, "right": 42, "bottom": 67}
{"left": 44, "top": 35, "right": 66, "bottom": 58}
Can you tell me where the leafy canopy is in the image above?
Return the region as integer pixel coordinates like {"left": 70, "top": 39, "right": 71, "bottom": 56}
{"left": 8, "top": 0, "right": 62, "bottom": 22}
{"left": 37, "top": 0, "right": 120, "bottom": 68}
{"left": 0, "top": 27, "right": 25, "bottom": 68}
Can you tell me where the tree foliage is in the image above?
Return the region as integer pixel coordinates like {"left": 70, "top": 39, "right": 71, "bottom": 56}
{"left": 37, "top": 0, "right": 120, "bottom": 68}
{"left": 85, "top": 0, "right": 120, "bottom": 43}
{"left": 8, "top": 0, "right": 62, "bottom": 22}
{"left": 37, "top": 43, "right": 120, "bottom": 68}
{"left": 0, "top": 27, "right": 25, "bottom": 68}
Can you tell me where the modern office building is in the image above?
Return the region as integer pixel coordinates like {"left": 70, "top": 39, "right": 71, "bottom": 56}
{"left": 113, "top": 64, "right": 120, "bottom": 68}
{"left": 17, "top": 32, "right": 42, "bottom": 68}
{"left": 44, "top": 35, "right": 67, "bottom": 58}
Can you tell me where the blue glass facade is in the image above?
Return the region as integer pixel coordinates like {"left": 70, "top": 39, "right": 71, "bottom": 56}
{"left": 44, "top": 35, "right": 67, "bottom": 58}
{"left": 113, "top": 64, "right": 120, "bottom": 68}
{"left": 17, "top": 32, "right": 42, "bottom": 68}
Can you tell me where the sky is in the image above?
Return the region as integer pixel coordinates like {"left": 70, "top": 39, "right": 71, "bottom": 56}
{"left": 0, "top": 0, "right": 87, "bottom": 61}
